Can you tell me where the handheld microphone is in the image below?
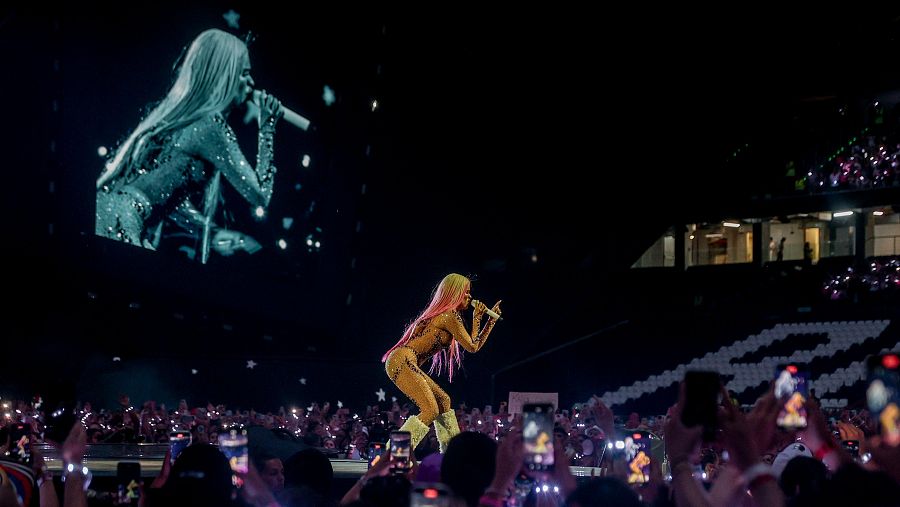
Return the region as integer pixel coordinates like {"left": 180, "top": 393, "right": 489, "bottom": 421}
{"left": 246, "top": 90, "right": 311, "bottom": 131}
{"left": 471, "top": 300, "right": 503, "bottom": 321}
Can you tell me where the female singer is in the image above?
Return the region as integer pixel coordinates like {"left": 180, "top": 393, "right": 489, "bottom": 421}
{"left": 96, "top": 29, "right": 283, "bottom": 262}
{"left": 382, "top": 273, "right": 502, "bottom": 452}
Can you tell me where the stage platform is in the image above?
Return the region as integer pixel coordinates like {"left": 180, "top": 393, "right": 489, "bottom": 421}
{"left": 37, "top": 444, "right": 604, "bottom": 478}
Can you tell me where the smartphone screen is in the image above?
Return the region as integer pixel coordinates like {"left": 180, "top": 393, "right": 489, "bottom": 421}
{"left": 169, "top": 430, "right": 192, "bottom": 465}
{"left": 775, "top": 363, "right": 809, "bottom": 430}
{"left": 218, "top": 430, "right": 249, "bottom": 488}
{"left": 681, "top": 371, "right": 720, "bottom": 440}
{"left": 867, "top": 353, "right": 900, "bottom": 446}
{"left": 117, "top": 462, "right": 141, "bottom": 502}
{"left": 624, "top": 432, "right": 651, "bottom": 484}
{"left": 410, "top": 482, "right": 451, "bottom": 507}
{"left": 523, "top": 403, "right": 555, "bottom": 471}
{"left": 389, "top": 431, "right": 412, "bottom": 473}
{"left": 367, "top": 442, "right": 384, "bottom": 469}
{"left": 8, "top": 423, "right": 31, "bottom": 464}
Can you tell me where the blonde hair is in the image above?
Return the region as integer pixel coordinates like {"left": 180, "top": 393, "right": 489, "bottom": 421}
{"left": 97, "top": 29, "right": 248, "bottom": 189}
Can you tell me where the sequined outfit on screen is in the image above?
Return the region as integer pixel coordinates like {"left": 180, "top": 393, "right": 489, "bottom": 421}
{"left": 385, "top": 309, "right": 497, "bottom": 427}
{"left": 95, "top": 113, "right": 277, "bottom": 249}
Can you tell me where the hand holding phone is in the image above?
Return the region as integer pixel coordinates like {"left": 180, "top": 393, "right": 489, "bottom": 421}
{"left": 523, "top": 403, "right": 555, "bottom": 471}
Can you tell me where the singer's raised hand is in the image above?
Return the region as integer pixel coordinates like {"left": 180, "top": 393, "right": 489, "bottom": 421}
{"left": 255, "top": 89, "right": 284, "bottom": 127}
{"left": 473, "top": 300, "right": 488, "bottom": 319}
{"left": 490, "top": 300, "right": 502, "bottom": 319}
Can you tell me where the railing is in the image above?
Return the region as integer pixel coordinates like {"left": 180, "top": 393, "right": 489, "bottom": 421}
{"left": 35, "top": 444, "right": 605, "bottom": 478}
{"left": 871, "top": 235, "right": 900, "bottom": 256}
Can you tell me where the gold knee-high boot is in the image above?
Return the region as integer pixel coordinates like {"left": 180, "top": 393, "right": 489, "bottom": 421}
{"left": 433, "top": 410, "right": 460, "bottom": 453}
{"left": 395, "top": 414, "right": 431, "bottom": 452}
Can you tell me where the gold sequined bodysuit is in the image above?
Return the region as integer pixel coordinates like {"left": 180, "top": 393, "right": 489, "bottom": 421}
{"left": 385, "top": 310, "right": 497, "bottom": 425}
{"left": 96, "top": 113, "right": 277, "bottom": 248}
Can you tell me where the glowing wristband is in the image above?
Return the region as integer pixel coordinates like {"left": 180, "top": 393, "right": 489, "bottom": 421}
{"left": 62, "top": 462, "right": 92, "bottom": 490}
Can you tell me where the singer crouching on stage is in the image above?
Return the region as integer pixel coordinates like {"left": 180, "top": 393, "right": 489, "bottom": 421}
{"left": 96, "top": 29, "right": 283, "bottom": 261}
{"left": 382, "top": 273, "right": 502, "bottom": 453}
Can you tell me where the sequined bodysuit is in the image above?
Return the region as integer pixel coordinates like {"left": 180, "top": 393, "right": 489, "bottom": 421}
{"left": 96, "top": 113, "right": 277, "bottom": 248}
{"left": 385, "top": 309, "right": 497, "bottom": 425}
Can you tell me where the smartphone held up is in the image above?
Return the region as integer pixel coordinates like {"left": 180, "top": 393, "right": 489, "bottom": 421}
{"left": 681, "top": 371, "right": 721, "bottom": 441}
{"left": 523, "top": 403, "right": 555, "bottom": 472}
{"left": 219, "top": 430, "right": 249, "bottom": 488}
{"left": 8, "top": 423, "right": 32, "bottom": 464}
{"left": 367, "top": 442, "right": 384, "bottom": 469}
{"left": 867, "top": 353, "right": 900, "bottom": 446}
{"left": 389, "top": 431, "right": 412, "bottom": 474}
{"left": 169, "top": 430, "right": 192, "bottom": 465}
{"left": 775, "top": 363, "right": 809, "bottom": 430}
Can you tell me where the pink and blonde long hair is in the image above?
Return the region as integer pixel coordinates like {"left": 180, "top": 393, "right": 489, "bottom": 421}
{"left": 382, "top": 273, "right": 470, "bottom": 382}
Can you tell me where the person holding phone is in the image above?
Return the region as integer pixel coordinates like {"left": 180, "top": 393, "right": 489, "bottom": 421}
{"left": 382, "top": 273, "right": 502, "bottom": 452}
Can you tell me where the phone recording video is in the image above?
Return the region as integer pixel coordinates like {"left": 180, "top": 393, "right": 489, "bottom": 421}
{"left": 410, "top": 482, "right": 450, "bottom": 507}
{"left": 523, "top": 403, "right": 555, "bottom": 471}
{"left": 116, "top": 462, "right": 141, "bottom": 503}
{"left": 624, "top": 432, "right": 651, "bottom": 484}
{"left": 681, "top": 371, "right": 721, "bottom": 440}
{"left": 775, "top": 363, "right": 809, "bottom": 430}
{"left": 867, "top": 353, "right": 900, "bottom": 446}
{"left": 8, "top": 423, "right": 31, "bottom": 464}
{"left": 169, "top": 430, "right": 192, "bottom": 465}
{"left": 389, "top": 431, "right": 412, "bottom": 474}
{"left": 367, "top": 442, "right": 384, "bottom": 469}
{"left": 218, "top": 430, "right": 249, "bottom": 488}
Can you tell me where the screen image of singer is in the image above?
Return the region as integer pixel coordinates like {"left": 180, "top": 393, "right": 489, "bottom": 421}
{"left": 68, "top": 8, "right": 381, "bottom": 342}
{"left": 91, "top": 19, "right": 330, "bottom": 270}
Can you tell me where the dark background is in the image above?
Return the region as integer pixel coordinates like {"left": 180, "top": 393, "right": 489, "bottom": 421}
{"left": 3, "top": 4, "right": 900, "bottom": 412}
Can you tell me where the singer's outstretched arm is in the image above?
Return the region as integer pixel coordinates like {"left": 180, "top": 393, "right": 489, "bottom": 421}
{"left": 436, "top": 310, "right": 497, "bottom": 353}
{"left": 188, "top": 113, "right": 277, "bottom": 207}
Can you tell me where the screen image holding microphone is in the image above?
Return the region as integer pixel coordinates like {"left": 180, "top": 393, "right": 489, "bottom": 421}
{"left": 93, "top": 27, "right": 322, "bottom": 272}
{"left": 248, "top": 89, "right": 311, "bottom": 131}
